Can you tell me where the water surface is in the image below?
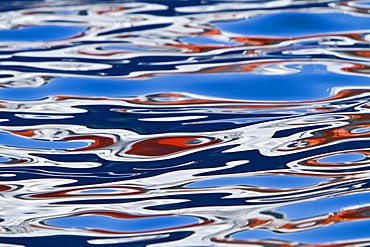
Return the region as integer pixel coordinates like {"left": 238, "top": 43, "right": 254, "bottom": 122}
{"left": 0, "top": 0, "right": 370, "bottom": 246}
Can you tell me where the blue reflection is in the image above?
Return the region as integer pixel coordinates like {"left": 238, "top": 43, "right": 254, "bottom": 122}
{"left": 216, "top": 12, "right": 370, "bottom": 37}
{"left": 1, "top": 64, "right": 370, "bottom": 101}
{"left": 317, "top": 153, "right": 366, "bottom": 164}
{"left": 277, "top": 192, "right": 370, "bottom": 220}
{"left": 0, "top": 26, "right": 85, "bottom": 41}
{"left": 0, "top": 157, "right": 10, "bottom": 162}
{"left": 353, "top": 1, "right": 370, "bottom": 6}
{"left": 232, "top": 219, "right": 370, "bottom": 244}
{"left": 182, "top": 36, "right": 238, "bottom": 45}
{"left": 78, "top": 189, "right": 118, "bottom": 194}
{"left": 0, "top": 132, "right": 87, "bottom": 150}
{"left": 187, "top": 175, "right": 328, "bottom": 189}
{"left": 102, "top": 45, "right": 149, "bottom": 51}
{"left": 351, "top": 127, "right": 370, "bottom": 134}
{"left": 47, "top": 215, "right": 198, "bottom": 232}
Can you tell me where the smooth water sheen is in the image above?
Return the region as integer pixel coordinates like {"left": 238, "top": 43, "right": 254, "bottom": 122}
{"left": 0, "top": 0, "right": 370, "bottom": 246}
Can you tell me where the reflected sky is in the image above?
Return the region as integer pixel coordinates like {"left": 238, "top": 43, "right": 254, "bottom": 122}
{"left": 0, "top": 64, "right": 370, "bottom": 101}
{"left": 216, "top": 12, "right": 370, "bottom": 37}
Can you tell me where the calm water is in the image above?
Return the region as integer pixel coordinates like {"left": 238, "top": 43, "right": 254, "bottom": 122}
{"left": 0, "top": 0, "right": 370, "bottom": 246}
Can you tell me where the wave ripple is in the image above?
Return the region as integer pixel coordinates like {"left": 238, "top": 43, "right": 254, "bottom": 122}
{"left": 0, "top": 0, "right": 370, "bottom": 246}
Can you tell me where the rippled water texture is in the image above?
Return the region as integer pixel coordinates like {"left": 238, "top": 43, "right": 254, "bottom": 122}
{"left": 1, "top": 0, "right": 370, "bottom": 246}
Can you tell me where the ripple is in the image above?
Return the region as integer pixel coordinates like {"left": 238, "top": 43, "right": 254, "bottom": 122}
{"left": 0, "top": 25, "right": 85, "bottom": 42}
{"left": 45, "top": 214, "right": 201, "bottom": 233}
{"left": 1, "top": 0, "right": 370, "bottom": 246}
{"left": 216, "top": 12, "right": 370, "bottom": 37}
{"left": 187, "top": 175, "right": 329, "bottom": 189}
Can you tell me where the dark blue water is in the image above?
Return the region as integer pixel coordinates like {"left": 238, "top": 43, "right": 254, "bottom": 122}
{"left": 0, "top": 0, "right": 370, "bottom": 246}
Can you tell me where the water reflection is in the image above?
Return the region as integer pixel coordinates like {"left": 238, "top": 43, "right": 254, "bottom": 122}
{"left": 0, "top": 0, "right": 370, "bottom": 246}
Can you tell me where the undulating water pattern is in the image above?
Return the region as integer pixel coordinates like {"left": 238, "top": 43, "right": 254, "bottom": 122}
{"left": 1, "top": 0, "right": 370, "bottom": 246}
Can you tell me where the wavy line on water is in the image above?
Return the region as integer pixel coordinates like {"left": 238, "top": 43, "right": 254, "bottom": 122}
{"left": 0, "top": 1, "right": 369, "bottom": 88}
{"left": 0, "top": 87, "right": 369, "bottom": 245}
{"left": 0, "top": 1, "right": 370, "bottom": 246}
{"left": 0, "top": 88, "right": 368, "bottom": 162}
